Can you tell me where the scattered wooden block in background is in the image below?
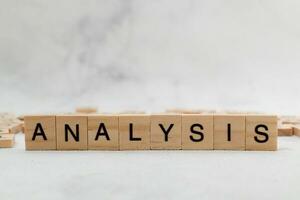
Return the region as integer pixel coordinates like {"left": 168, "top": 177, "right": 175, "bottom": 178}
{"left": 214, "top": 115, "right": 246, "bottom": 150}
{"left": 0, "top": 112, "right": 23, "bottom": 134}
{"left": 293, "top": 126, "right": 300, "bottom": 137}
{"left": 278, "top": 124, "right": 293, "bottom": 136}
{"left": 151, "top": 114, "right": 181, "bottom": 150}
{"left": 24, "top": 115, "right": 56, "bottom": 150}
{"left": 119, "top": 114, "right": 150, "bottom": 150}
{"left": 75, "top": 107, "right": 98, "bottom": 114}
{"left": 9, "top": 123, "right": 23, "bottom": 134}
{"left": 56, "top": 115, "right": 88, "bottom": 150}
{"left": 182, "top": 114, "right": 213, "bottom": 150}
{"left": 119, "top": 111, "right": 146, "bottom": 114}
{"left": 279, "top": 116, "right": 300, "bottom": 125}
{"left": 88, "top": 115, "right": 119, "bottom": 150}
{"left": 246, "top": 115, "right": 277, "bottom": 151}
{"left": 0, "top": 134, "right": 15, "bottom": 148}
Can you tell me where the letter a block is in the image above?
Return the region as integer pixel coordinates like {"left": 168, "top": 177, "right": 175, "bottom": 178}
{"left": 24, "top": 115, "right": 56, "bottom": 150}
{"left": 246, "top": 115, "right": 277, "bottom": 151}
{"left": 182, "top": 114, "right": 213, "bottom": 150}
{"left": 151, "top": 114, "right": 181, "bottom": 150}
{"left": 88, "top": 115, "right": 119, "bottom": 150}
{"left": 56, "top": 115, "right": 88, "bottom": 150}
{"left": 119, "top": 114, "right": 150, "bottom": 150}
{"left": 214, "top": 115, "right": 245, "bottom": 150}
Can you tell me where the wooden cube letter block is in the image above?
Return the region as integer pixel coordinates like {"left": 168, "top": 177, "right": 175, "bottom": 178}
{"left": 246, "top": 115, "right": 277, "bottom": 151}
{"left": 151, "top": 114, "right": 181, "bottom": 150}
{"left": 24, "top": 115, "right": 56, "bottom": 150}
{"left": 182, "top": 114, "right": 213, "bottom": 150}
{"left": 119, "top": 114, "right": 150, "bottom": 150}
{"left": 88, "top": 115, "right": 119, "bottom": 150}
{"left": 214, "top": 115, "right": 245, "bottom": 150}
{"left": 56, "top": 115, "right": 88, "bottom": 150}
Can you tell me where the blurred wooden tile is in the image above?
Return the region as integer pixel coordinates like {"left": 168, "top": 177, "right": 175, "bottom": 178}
{"left": 9, "top": 123, "right": 23, "bottom": 134}
{"left": 182, "top": 114, "right": 213, "bottom": 150}
{"left": 0, "top": 134, "right": 15, "bottom": 148}
{"left": 56, "top": 115, "right": 88, "bottom": 150}
{"left": 214, "top": 115, "right": 245, "bottom": 150}
{"left": 88, "top": 115, "right": 119, "bottom": 150}
{"left": 119, "top": 114, "right": 150, "bottom": 150}
{"left": 76, "top": 107, "right": 98, "bottom": 114}
{"left": 278, "top": 124, "right": 293, "bottom": 136}
{"left": 293, "top": 126, "right": 300, "bottom": 137}
{"left": 151, "top": 114, "right": 181, "bottom": 150}
{"left": 246, "top": 115, "right": 277, "bottom": 151}
{"left": 24, "top": 115, "right": 56, "bottom": 150}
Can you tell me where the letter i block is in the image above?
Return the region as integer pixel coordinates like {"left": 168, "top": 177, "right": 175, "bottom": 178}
{"left": 24, "top": 115, "right": 56, "bottom": 150}
{"left": 151, "top": 114, "right": 181, "bottom": 150}
{"left": 88, "top": 115, "right": 119, "bottom": 150}
{"left": 119, "top": 114, "right": 150, "bottom": 150}
{"left": 182, "top": 114, "right": 213, "bottom": 150}
{"left": 56, "top": 115, "right": 88, "bottom": 150}
{"left": 246, "top": 115, "right": 277, "bottom": 151}
{"left": 214, "top": 115, "right": 245, "bottom": 150}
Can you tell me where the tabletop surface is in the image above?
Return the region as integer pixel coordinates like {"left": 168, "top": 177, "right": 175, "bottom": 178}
{"left": 1, "top": 134, "right": 299, "bottom": 200}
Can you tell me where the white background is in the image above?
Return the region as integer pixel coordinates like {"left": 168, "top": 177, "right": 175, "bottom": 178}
{"left": 1, "top": 1, "right": 300, "bottom": 200}
{"left": 1, "top": 0, "right": 300, "bottom": 114}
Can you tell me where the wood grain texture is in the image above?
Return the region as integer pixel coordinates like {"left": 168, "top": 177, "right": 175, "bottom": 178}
{"left": 151, "top": 114, "right": 181, "bottom": 150}
{"left": 246, "top": 115, "right": 277, "bottom": 151}
{"left": 25, "top": 115, "right": 56, "bottom": 150}
{"left": 214, "top": 115, "right": 246, "bottom": 150}
{"left": 0, "top": 134, "right": 15, "bottom": 148}
{"left": 88, "top": 115, "right": 119, "bottom": 150}
{"left": 182, "top": 114, "right": 213, "bottom": 150}
{"left": 119, "top": 114, "right": 150, "bottom": 150}
{"left": 56, "top": 115, "right": 88, "bottom": 150}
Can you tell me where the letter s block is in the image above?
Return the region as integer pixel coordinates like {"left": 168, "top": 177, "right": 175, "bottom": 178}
{"left": 56, "top": 115, "right": 88, "bottom": 150}
{"left": 24, "top": 115, "right": 56, "bottom": 150}
{"left": 246, "top": 115, "right": 277, "bottom": 151}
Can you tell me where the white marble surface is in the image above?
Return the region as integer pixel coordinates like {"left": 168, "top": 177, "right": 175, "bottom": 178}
{"left": 1, "top": 134, "right": 300, "bottom": 200}
{"left": 1, "top": 3, "right": 300, "bottom": 198}
{"left": 1, "top": 0, "right": 300, "bottom": 115}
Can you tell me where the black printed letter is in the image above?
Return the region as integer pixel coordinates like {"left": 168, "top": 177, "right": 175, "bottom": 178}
{"left": 159, "top": 124, "right": 174, "bottom": 142}
{"left": 65, "top": 124, "right": 80, "bottom": 142}
{"left": 95, "top": 123, "right": 110, "bottom": 141}
{"left": 129, "top": 123, "right": 141, "bottom": 141}
{"left": 32, "top": 123, "right": 47, "bottom": 141}
{"left": 254, "top": 124, "right": 269, "bottom": 143}
{"left": 190, "top": 124, "right": 204, "bottom": 142}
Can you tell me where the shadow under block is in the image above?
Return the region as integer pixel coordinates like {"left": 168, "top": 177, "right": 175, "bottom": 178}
{"left": 214, "top": 115, "right": 246, "bottom": 150}
{"left": 119, "top": 115, "right": 150, "bottom": 150}
{"left": 56, "top": 115, "right": 88, "bottom": 150}
{"left": 88, "top": 115, "right": 119, "bottom": 150}
{"left": 0, "top": 134, "right": 15, "bottom": 148}
{"left": 24, "top": 115, "right": 56, "bottom": 150}
{"left": 151, "top": 114, "right": 181, "bottom": 150}
{"left": 182, "top": 114, "right": 213, "bottom": 150}
{"left": 246, "top": 115, "right": 277, "bottom": 151}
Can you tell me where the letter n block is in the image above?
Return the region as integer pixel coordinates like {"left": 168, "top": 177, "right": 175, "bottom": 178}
{"left": 24, "top": 115, "right": 56, "bottom": 150}
{"left": 119, "top": 114, "right": 150, "bottom": 150}
{"left": 214, "top": 115, "right": 245, "bottom": 150}
{"left": 56, "top": 115, "right": 88, "bottom": 150}
{"left": 246, "top": 115, "right": 277, "bottom": 151}
{"left": 151, "top": 114, "right": 181, "bottom": 150}
{"left": 182, "top": 114, "right": 213, "bottom": 150}
{"left": 88, "top": 115, "right": 119, "bottom": 150}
